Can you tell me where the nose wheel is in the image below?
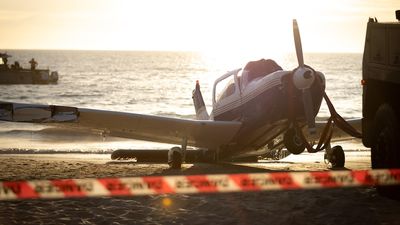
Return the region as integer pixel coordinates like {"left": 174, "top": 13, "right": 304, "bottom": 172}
{"left": 324, "top": 145, "right": 345, "bottom": 168}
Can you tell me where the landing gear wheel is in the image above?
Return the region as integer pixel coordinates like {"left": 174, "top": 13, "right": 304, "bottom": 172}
{"left": 284, "top": 127, "right": 305, "bottom": 155}
{"left": 168, "top": 147, "right": 183, "bottom": 169}
{"left": 371, "top": 104, "right": 400, "bottom": 199}
{"left": 324, "top": 145, "right": 345, "bottom": 168}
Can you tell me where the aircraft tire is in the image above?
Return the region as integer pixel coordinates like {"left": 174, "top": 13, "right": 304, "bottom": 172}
{"left": 329, "top": 145, "right": 345, "bottom": 168}
{"left": 168, "top": 147, "right": 183, "bottom": 169}
{"left": 371, "top": 104, "right": 400, "bottom": 200}
{"left": 283, "top": 128, "right": 305, "bottom": 155}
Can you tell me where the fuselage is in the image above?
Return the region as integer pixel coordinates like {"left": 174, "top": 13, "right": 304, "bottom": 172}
{"left": 210, "top": 68, "right": 325, "bottom": 160}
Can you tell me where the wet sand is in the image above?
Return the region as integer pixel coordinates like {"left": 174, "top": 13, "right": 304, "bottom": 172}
{"left": 0, "top": 149, "right": 399, "bottom": 225}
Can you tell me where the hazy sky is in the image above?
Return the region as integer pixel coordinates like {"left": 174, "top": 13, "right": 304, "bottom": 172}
{"left": 0, "top": 0, "right": 398, "bottom": 54}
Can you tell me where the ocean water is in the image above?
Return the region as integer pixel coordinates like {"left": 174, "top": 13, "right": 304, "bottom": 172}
{"left": 0, "top": 50, "right": 363, "bottom": 151}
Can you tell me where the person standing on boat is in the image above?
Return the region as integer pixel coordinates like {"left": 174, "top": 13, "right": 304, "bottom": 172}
{"left": 3, "top": 56, "right": 9, "bottom": 69}
{"left": 29, "top": 58, "right": 38, "bottom": 70}
{"left": 14, "top": 61, "right": 21, "bottom": 70}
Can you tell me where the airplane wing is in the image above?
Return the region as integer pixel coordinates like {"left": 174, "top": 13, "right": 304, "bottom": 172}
{"left": 0, "top": 102, "right": 242, "bottom": 149}
{"left": 305, "top": 118, "right": 362, "bottom": 142}
{"left": 322, "top": 118, "right": 361, "bottom": 141}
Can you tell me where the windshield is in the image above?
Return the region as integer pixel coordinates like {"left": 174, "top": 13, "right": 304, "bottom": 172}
{"left": 215, "top": 76, "right": 236, "bottom": 102}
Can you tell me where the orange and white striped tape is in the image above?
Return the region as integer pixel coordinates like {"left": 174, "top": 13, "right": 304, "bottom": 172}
{"left": 1, "top": 169, "right": 399, "bottom": 200}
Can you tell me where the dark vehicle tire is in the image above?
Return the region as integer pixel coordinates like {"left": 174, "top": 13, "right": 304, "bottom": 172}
{"left": 371, "top": 104, "right": 400, "bottom": 199}
{"left": 284, "top": 128, "right": 305, "bottom": 155}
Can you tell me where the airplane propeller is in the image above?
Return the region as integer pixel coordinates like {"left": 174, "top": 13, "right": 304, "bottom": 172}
{"left": 292, "top": 19, "right": 316, "bottom": 135}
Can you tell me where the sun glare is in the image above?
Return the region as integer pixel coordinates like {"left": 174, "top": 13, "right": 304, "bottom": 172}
{"left": 0, "top": 0, "right": 398, "bottom": 53}
{"left": 81, "top": 0, "right": 315, "bottom": 54}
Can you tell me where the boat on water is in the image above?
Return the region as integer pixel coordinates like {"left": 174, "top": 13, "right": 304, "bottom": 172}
{"left": 0, "top": 53, "right": 58, "bottom": 84}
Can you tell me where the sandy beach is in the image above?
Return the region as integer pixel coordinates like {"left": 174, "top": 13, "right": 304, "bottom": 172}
{"left": 0, "top": 145, "right": 399, "bottom": 225}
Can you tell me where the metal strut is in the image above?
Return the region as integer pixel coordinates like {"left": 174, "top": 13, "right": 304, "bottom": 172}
{"left": 181, "top": 137, "right": 188, "bottom": 162}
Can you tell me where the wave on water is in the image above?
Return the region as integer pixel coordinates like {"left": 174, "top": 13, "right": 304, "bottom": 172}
{"left": 58, "top": 94, "right": 104, "bottom": 98}
{"left": 0, "top": 127, "right": 106, "bottom": 142}
{"left": 0, "top": 148, "right": 114, "bottom": 154}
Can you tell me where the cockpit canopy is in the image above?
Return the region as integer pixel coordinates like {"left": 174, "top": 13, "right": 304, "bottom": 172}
{"left": 215, "top": 75, "right": 237, "bottom": 103}
{"left": 213, "top": 59, "right": 283, "bottom": 104}
{"left": 243, "top": 59, "right": 282, "bottom": 84}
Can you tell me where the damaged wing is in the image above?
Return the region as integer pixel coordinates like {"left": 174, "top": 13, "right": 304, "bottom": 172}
{"left": 0, "top": 101, "right": 242, "bottom": 149}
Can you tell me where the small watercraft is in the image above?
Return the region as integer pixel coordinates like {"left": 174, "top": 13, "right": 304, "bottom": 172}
{"left": 0, "top": 53, "right": 58, "bottom": 84}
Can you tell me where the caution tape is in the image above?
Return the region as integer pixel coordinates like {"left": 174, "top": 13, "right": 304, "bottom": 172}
{"left": 1, "top": 169, "right": 400, "bottom": 200}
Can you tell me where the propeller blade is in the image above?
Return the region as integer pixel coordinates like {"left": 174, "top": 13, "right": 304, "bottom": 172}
{"left": 293, "top": 19, "right": 304, "bottom": 67}
{"left": 302, "top": 88, "right": 316, "bottom": 134}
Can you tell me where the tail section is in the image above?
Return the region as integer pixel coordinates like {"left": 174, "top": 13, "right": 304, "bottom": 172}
{"left": 192, "top": 80, "right": 210, "bottom": 120}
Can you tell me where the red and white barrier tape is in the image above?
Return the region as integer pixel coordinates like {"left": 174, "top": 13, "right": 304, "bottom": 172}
{"left": 1, "top": 169, "right": 400, "bottom": 200}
